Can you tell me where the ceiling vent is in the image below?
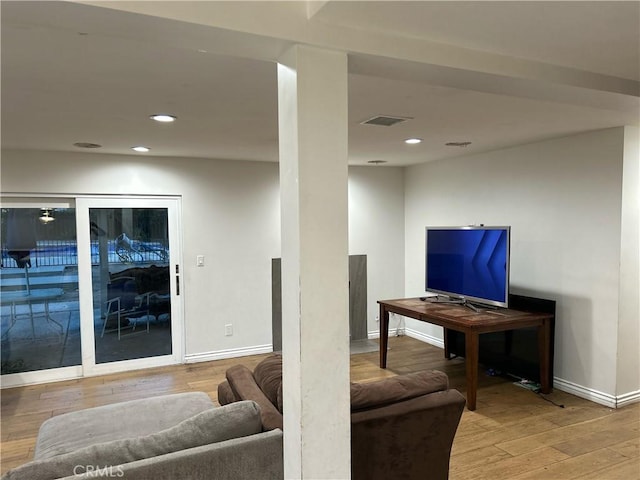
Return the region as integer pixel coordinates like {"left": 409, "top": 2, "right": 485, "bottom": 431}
{"left": 360, "top": 115, "right": 412, "bottom": 127}
{"left": 73, "top": 142, "right": 102, "bottom": 149}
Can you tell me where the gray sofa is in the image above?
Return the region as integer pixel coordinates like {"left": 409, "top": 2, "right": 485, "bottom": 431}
{"left": 1, "top": 392, "right": 283, "bottom": 480}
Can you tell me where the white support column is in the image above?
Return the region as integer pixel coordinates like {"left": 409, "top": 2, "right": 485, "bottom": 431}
{"left": 277, "top": 45, "right": 351, "bottom": 479}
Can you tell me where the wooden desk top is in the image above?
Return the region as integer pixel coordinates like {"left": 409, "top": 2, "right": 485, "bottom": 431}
{"left": 378, "top": 298, "right": 553, "bottom": 333}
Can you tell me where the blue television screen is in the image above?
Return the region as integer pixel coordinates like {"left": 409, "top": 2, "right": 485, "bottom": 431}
{"left": 425, "top": 226, "right": 510, "bottom": 307}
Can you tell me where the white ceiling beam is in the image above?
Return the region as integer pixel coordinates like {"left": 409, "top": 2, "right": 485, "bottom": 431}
{"left": 77, "top": 1, "right": 638, "bottom": 103}
{"left": 306, "top": 1, "right": 331, "bottom": 20}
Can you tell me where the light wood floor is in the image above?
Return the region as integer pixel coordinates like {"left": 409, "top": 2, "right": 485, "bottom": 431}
{"left": 1, "top": 336, "right": 638, "bottom": 479}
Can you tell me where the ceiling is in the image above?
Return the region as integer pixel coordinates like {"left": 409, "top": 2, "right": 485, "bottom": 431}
{"left": 1, "top": 1, "right": 638, "bottom": 167}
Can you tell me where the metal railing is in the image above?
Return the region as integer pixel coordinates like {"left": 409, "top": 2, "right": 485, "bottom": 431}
{"left": 1, "top": 239, "right": 168, "bottom": 268}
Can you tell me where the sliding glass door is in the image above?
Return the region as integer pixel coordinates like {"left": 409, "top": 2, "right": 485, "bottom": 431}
{"left": 1, "top": 199, "right": 81, "bottom": 380}
{"left": 77, "top": 197, "right": 182, "bottom": 376}
{"left": 1, "top": 196, "right": 182, "bottom": 386}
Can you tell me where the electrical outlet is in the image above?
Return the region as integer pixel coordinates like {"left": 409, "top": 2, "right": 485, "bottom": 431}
{"left": 224, "top": 324, "right": 233, "bottom": 336}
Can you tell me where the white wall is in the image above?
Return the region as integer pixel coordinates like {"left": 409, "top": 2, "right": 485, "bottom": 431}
{"left": 348, "top": 166, "right": 405, "bottom": 334}
{"left": 1, "top": 150, "right": 405, "bottom": 360}
{"left": 3, "top": 135, "right": 635, "bottom": 403}
{"left": 404, "top": 128, "right": 634, "bottom": 402}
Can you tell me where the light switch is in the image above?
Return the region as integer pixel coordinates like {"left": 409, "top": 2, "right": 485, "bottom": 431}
{"left": 196, "top": 255, "right": 205, "bottom": 267}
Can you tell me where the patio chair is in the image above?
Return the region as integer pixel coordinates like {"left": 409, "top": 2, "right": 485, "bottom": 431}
{"left": 101, "top": 277, "right": 151, "bottom": 339}
{"left": 114, "top": 233, "right": 143, "bottom": 263}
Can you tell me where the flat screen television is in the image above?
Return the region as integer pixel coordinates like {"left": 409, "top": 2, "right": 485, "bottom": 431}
{"left": 425, "top": 226, "right": 510, "bottom": 308}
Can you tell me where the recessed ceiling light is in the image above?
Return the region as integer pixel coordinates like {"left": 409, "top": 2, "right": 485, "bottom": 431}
{"left": 404, "top": 138, "right": 422, "bottom": 144}
{"left": 150, "top": 114, "right": 177, "bottom": 123}
{"left": 73, "top": 142, "right": 102, "bottom": 149}
{"left": 131, "top": 146, "right": 150, "bottom": 153}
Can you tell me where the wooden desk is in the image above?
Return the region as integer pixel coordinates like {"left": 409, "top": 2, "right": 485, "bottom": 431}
{"left": 378, "top": 298, "right": 554, "bottom": 410}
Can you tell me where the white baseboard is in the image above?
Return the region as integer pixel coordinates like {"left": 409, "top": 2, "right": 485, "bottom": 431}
{"left": 546, "top": 379, "right": 640, "bottom": 409}
{"left": 404, "top": 327, "right": 445, "bottom": 349}
{"left": 368, "top": 328, "right": 404, "bottom": 339}
{"left": 185, "top": 344, "right": 274, "bottom": 363}
{"left": 615, "top": 389, "right": 640, "bottom": 408}
{"left": 369, "top": 328, "right": 443, "bottom": 347}
{"left": 494, "top": 374, "right": 640, "bottom": 409}
{"left": 552, "top": 377, "right": 618, "bottom": 408}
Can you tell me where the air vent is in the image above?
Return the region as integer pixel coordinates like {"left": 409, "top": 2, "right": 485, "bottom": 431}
{"left": 73, "top": 142, "right": 102, "bottom": 149}
{"left": 361, "top": 115, "right": 412, "bottom": 127}
{"left": 445, "top": 142, "right": 472, "bottom": 147}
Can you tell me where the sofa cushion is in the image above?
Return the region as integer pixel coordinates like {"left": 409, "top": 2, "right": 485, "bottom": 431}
{"left": 253, "top": 355, "right": 282, "bottom": 407}
{"left": 2, "top": 401, "right": 263, "bottom": 480}
{"left": 35, "top": 392, "right": 215, "bottom": 460}
{"left": 350, "top": 370, "right": 449, "bottom": 411}
{"left": 217, "top": 380, "right": 238, "bottom": 405}
{"left": 226, "top": 364, "right": 283, "bottom": 431}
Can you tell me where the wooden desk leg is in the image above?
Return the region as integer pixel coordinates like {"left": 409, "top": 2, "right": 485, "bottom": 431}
{"left": 538, "top": 319, "right": 552, "bottom": 394}
{"left": 464, "top": 332, "right": 479, "bottom": 411}
{"left": 379, "top": 304, "right": 389, "bottom": 369}
{"left": 443, "top": 328, "right": 450, "bottom": 359}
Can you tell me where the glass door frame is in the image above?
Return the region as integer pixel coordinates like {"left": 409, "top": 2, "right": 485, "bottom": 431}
{"left": 1, "top": 194, "right": 184, "bottom": 387}
{"left": 76, "top": 196, "right": 183, "bottom": 377}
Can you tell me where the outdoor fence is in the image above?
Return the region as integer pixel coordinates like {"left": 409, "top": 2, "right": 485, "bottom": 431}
{"left": 1, "top": 240, "right": 168, "bottom": 268}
